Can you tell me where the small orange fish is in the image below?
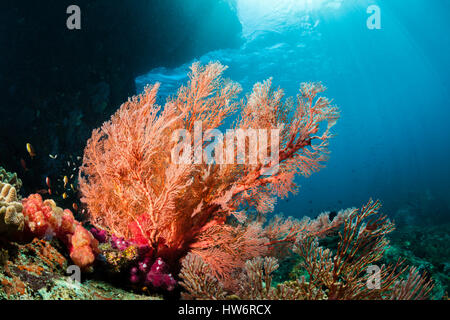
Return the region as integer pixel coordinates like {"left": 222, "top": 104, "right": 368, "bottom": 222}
{"left": 62, "top": 192, "right": 68, "bottom": 199}
{"left": 63, "top": 176, "right": 69, "bottom": 188}
{"left": 45, "top": 177, "right": 51, "bottom": 188}
{"left": 72, "top": 203, "right": 78, "bottom": 211}
{"left": 48, "top": 188, "right": 52, "bottom": 195}
{"left": 26, "top": 143, "right": 36, "bottom": 158}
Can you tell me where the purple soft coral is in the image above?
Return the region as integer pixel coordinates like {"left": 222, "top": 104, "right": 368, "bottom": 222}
{"left": 96, "top": 227, "right": 177, "bottom": 292}
{"left": 90, "top": 227, "right": 107, "bottom": 243}
{"left": 128, "top": 257, "right": 176, "bottom": 291}
{"left": 145, "top": 258, "right": 177, "bottom": 291}
{"left": 110, "top": 234, "right": 130, "bottom": 250}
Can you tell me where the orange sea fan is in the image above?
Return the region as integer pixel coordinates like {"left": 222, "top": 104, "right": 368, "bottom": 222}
{"left": 79, "top": 61, "right": 340, "bottom": 275}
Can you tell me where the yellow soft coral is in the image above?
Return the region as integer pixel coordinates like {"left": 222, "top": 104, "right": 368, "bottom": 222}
{"left": 0, "top": 182, "right": 25, "bottom": 234}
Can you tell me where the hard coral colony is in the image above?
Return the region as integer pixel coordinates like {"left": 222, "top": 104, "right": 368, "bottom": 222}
{"left": 0, "top": 62, "right": 435, "bottom": 300}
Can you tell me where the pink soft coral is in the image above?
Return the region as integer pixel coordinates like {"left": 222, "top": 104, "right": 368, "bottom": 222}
{"left": 69, "top": 225, "right": 99, "bottom": 269}
{"left": 22, "top": 194, "right": 54, "bottom": 237}
{"left": 79, "top": 62, "right": 341, "bottom": 282}
{"left": 22, "top": 194, "right": 99, "bottom": 270}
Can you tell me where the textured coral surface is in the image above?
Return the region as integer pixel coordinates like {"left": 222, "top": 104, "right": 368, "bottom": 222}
{"left": 0, "top": 238, "right": 159, "bottom": 300}
{"left": 179, "top": 200, "right": 435, "bottom": 300}
{"left": 0, "top": 182, "right": 25, "bottom": 234}
{"left": 21, "top": 194, "right": 99, "bottom": 270}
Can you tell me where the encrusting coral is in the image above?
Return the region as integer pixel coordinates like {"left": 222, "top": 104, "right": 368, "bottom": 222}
{"left": 0, "top": 238, "right": 159, "bottom": 300}
{"left": 0, "top": 182, "right": 25, "bottom": 235}
{"left": 179, "top": 200, "right": 434, "bottom": 300}
{"left": 79, "top": 61, "right": 344, "bottom": 286}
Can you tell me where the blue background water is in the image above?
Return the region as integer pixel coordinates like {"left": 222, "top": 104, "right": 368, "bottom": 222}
{"left": 136, "top": 0, "right": 450, "bottom": 222}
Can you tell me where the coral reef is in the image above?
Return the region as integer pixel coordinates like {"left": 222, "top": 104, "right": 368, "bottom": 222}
{"left": 0, "top": 62, "right": 440, "bottom": 301}
{"left": 0, "top": 238, "right": 159, "bottom": 300}
{"left": 94, "top": 229, "right": 177, "bottom": 292}
{"left": 179, "top": 200, "right": 434, "bottom": 300}
{"left": 0, "top": 182, "right": 25, "bottom": 235}
{"left": 382, "top": 223, "right": 450, "bottom": 299}
{"left": 179, "top": 253, "right": 227, "bottom": 300}
{"left": 291, "top": 200, "right": 433, "bottom": 300}
{"left": 21, "top": 194, "right": 99, "bottom": 270}
{"left": 180, "top": 254, "right": 305, "bottom": 300}
{"left": 130, "top": 257, "right": 177, "bottom": 291}
{"left": 98, "top": 241, "right": 138, "bottom": 273}
{"left": 79, "top": 61, "right": 342, "bottom": 284}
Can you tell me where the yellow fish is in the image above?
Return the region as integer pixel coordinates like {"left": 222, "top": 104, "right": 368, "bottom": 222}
{"left": 62, "top": 192, "right": 68, "bottom": 199}
{"left": 26, "top": 143, "right": 36, "bottom": 158}
{"left": 63, "top": 176, "right": 69, "bottom": 188}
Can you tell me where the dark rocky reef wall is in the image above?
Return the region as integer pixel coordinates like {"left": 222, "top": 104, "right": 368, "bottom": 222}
{"left": 0, "top": 0, "right": 242, "bottom": 196}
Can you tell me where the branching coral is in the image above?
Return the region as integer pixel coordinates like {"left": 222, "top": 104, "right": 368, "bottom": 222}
{"left": 389, "top": 267, "right": 434, "bottom": 300}
{"left": 79, "top": 61, "right": 341, "bottom": 280}
{"left": 179, "top": 253, "right": 227, "bottom": 300}
{"left": 263, "top": 208, "right": 350, "bottom": 259}
{"left": 293, "top": 199, "right": 434, "bottom": 300}
{"left": 180, "top": 254, "right": 311, "bottom": 300}
{"left": 179, "top": 200, "right": 434, "bottom": 300}
{"left": 0, "top": 182, "right": 25, "bottom": 234}
{"left": 236, "top": 257, "right": 306, "bottom": 300}
{"left": 93, "top": 228, "right": 176, "bottom": 291}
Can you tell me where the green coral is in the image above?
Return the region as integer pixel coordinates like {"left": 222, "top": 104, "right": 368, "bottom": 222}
{"left": 0, "top": 167, "right": 22, "bottom": 193}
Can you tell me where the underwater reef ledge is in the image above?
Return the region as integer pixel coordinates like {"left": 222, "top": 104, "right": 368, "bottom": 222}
{"left": 0, "top": 238, "right": 160, "bottom": 300}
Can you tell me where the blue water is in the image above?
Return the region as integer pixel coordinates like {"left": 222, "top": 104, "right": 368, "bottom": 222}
{"left": 136, "top": 0, "right": 450, "bottom": 221}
